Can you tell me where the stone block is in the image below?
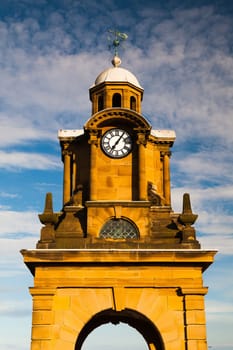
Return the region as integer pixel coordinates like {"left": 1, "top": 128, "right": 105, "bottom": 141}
{"left": 53, "top": 295, "right": 70, "bottom": 311}
{"left": 53, "top": 339, "right": 74, "bottom": 350}
{"left": 118, "top": 165, "right": 131, "bottom": 176}
{"left": 31, "top": 325, "right": 53, "bottom": 340}
{"left": 32, "top": 311, "right": 54, "bottom": 325}
{"left": 187, "top": 324, "right": 206, "bottom": 340}
{"left": 33, "top": 298, "right": 53, "bottom": 311}
{"left": 185, "top": 296, "right": 205, "bottom": 310}
{"left": 58, "top": 324, "right": 77, "bottom": 343}
{"left": 186, "top": 310, "right": 206, "bottom": 324}
{"left": 187, "top": 339, "right": 208, "bottom": 350}
{"left": 167, "top": 295, "right": 183, "bottom": 311}
{"left": 113, "top": 287, "right": 126, "bottom": 311}
{"left": 166, "top": 339, "right": 186, "bottom": 350}
{"left": 31, "top": 340, "right": 53, "bottom": 350}
{"left": 31, "top": 341, "right": 41, "bottom": 350}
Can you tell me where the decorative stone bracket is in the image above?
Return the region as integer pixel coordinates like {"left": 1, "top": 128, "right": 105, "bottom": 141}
{"left": 136, "top": 130, "right": 149, "bottom": 146}
{"left": 88, "top": 129, "right": 100, "bottom": 146}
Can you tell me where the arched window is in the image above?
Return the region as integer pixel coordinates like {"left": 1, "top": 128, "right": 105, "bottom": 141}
{"left": 130, "top": 96, "right": 136, "bottom": 110}
{"left": 100, "top": 218, "right": 139, "bottom": 239}
{"left": 112, "top": 93, "right": 121, "bottom": 107}
{"left": 98, "top": 95, "right": 104, "bottom": 111}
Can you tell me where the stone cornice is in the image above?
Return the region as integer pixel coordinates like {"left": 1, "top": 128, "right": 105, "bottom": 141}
{"left": 21, "top": 249, "right": 217, "bottom": 275}
{"left": 85, "top": 200, "right": 151, "bottom": 208}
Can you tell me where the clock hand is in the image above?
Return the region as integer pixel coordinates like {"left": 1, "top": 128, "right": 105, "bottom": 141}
{"left": 111, "top": 132, "right": 125, "bottom": 149}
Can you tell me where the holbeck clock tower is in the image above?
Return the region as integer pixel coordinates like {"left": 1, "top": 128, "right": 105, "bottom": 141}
{"left": 21, "top": 52, "right": 216, "bottom": 350}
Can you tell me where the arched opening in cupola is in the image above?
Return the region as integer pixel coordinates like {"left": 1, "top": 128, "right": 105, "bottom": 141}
{"left": 98, "top": 95, "right": 104, "bottom": 111}
{"left": 130, "top": 96, "right": 136, "bottom": 110}
{"left": 112, "top": 93, "right": 121, "bottom": 107}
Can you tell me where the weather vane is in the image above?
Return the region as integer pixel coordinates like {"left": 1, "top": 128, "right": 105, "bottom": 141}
{"left": 107, "top": 29, "right": 128, "bottom": 56}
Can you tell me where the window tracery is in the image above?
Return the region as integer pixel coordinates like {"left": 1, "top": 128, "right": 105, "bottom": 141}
{"left": 100, "top": 218, "right": 139, "bottom": 239}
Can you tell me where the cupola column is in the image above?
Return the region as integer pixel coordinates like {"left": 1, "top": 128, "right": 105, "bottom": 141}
{"left": 89, "top": 130, "right": 99, "bottom": 200}
{"left": 137, "top": 133, "right": 147, "bottom": 201}
{"left": 62, "top": 145, "right": 72, "bottom": 206}
{"left": 92, "top": 94, "right": 98, "bottom": 114}
{"left": 72, "top": 153, "right": 77, "bottom": 193}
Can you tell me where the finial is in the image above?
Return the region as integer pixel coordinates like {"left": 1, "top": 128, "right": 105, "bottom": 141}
{"left": 38, "top": 192, "right": 59, "bottom": 225}
{"left": 43, "top": 192, "right": 53, "bottom": 213}
{"left": 108, "top": 29, "right": 128, "bottom": 58}
{"left": 178, "top": 193, "right": 198, "bottom": 226}
{"left": 111, "top": 55, "right": 121, "bottom": 67}
{"left": 37, "top": 192, "right": 58, "bottom": 248}
{"left": 178, "top": 193, "right": 199, "bottom": 246}
{"left": 182, "top": 193, "right": 192, "bottom": 214}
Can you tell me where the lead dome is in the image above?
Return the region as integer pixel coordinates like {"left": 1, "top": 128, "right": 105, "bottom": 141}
{"left": 94, "top": 55, "right": 142, "bottom": 89}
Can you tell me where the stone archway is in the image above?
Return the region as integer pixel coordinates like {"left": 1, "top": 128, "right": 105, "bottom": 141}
{"left": 75, "top": 308, "right": 165, "bottom": 350}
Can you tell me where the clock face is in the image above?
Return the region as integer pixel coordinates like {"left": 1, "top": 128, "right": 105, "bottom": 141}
{"left": 101, "top": 128, "right": 132, "bottom": 158}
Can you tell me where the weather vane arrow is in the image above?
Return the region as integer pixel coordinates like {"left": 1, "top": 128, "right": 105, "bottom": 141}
{"left": 107, "top": 29, "right": 128, "bottom": 56}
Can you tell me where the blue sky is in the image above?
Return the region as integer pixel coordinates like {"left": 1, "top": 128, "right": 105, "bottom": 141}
{"left": 0, "top": 0, "right": 232, "bottom": 349}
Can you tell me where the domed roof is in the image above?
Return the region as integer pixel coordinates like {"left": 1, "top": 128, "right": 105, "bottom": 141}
{"left": 94, "top": 56, "right": 142, "bottom": 89}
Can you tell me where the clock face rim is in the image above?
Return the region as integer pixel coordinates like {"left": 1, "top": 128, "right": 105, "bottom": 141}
{"left": 101, "top": 128, "right": 133, "bottom": 159}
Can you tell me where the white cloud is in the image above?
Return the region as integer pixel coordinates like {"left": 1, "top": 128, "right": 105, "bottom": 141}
{"left": 0, "top": 299, "right": 31, "bottom": 317}
{"left": 200, "top": 234, "right": 233, "bottom": 255}
{"left": 172, "top": 185, "right": 233, "bottom": 213}
{"left": 0, "top": 192, "right": 18, "bottom": 198}
{"left": 197, "top": 211, "right": 233, "bottom": 235}
{"left": 0, "top": 151, "right": 60, "bottom": 170}
{"left": 0, "top": 237, "right": 36, "bottom": 279}
{"left": 173, "top": 151, "right": 233, "bottom": 185}
{"left": 0, "top": 112, "right": 56, "bottom": 147}
{"left": 206, "top": 300, "right": 233, "bottom": 314}
{"left": 0, "top": 210, "right": 40, "bottom": 235}
{"left": 0, "top": 205, "right": 11, "bottom": 210}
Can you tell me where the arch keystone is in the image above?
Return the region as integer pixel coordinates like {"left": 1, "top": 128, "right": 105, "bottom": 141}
{"left": 112, "top": 287, "right": 126, "bottom": 311}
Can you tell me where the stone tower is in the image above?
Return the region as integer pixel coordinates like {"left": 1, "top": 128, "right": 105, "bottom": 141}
{"left": 21, "top": 53, "right": 216, "bottom": 350}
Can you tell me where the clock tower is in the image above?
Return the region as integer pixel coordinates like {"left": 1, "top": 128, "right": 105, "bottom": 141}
{"left": 21, "top": 52, "right": 216, "bottom": 350}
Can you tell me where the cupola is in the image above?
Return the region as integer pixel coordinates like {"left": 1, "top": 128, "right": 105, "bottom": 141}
{"left": 89, "top": 55, "right": 144, "bottom": 114}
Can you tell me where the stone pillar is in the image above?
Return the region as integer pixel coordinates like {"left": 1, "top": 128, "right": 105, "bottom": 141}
{"left": 123, "top": 90, "right": 130, "bottom": 109}
{"left": 72, "top": 153, "right": 77, "bottom": 194}
{"left": 90, "top": 93, "right": 95, "bottom": 114}
{"left": 29, "top": 287, "right": 56, "bottom": 350}
{"left": 63, "top": 144, "right": 71, "bottom": 206}
{"left": 181, "top": 287, "right": 209, "bottom": 350}
{"left": 137, "top": 133, "right": 147, "bottom": 200}
{"left": 105, "top": 89, "right": 111, "bottom": 109}
{"left": 162, "top": 151, "right": 171, "bottom": 206}
{"left": 137, "top": 94, "right": 141, "bottom": 114}
{"left": 89, "top": 130, "right": 99, "bottom": 201}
